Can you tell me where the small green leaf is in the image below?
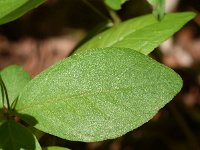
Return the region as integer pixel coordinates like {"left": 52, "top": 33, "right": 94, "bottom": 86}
{"left": 0, "top": 65, "right": 32, "bottom": 108}
{"left": 74, "top": 12, "right": 195, "bottom": 55}
{"left": 0, "top": 0, "right": 45, "bottom": 25}
{"left": 147, "top": 0, "right": 165, "bottom": 20}
{"left": 104, "top": 0, "right": 127, "bottom": 10}
{"left": 43, "top": 146, "right": 70, "bottom": 150}
{"left": 16, "top": 47, "right": 182, "bottom": 142}
{"left": 0, "top": 120, "right": 41, "bottom": 150}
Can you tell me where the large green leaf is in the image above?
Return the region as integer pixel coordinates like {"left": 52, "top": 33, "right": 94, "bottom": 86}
{"left": 0, "top": 65, "right": 32, "bottom": 108}
{"left": 74, "top": 12, "right": 195, "bottom": 55}
{"left": 0, "top": 120, "right": 41, "bottom": 150}
{"left": 0, "top": 0, "right": 45, "bottom": 25}
{"left": 16, "top": 47, "right": 182, "bottom": 142}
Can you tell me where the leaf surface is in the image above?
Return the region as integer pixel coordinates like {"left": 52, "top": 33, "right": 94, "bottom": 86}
{"left": 43, "top": 146, "right": 70, "bottom": 150}
{"left": 104, "top": 0, "right": 127, "bottom": 10}
{"left": 0, "top": 0, "right": 45, "bottom": 25}
{"left": 0, "top": 120, "right": 41, "bottom": 150}
{"left": 0, "top": 65, "right": 32, "bottom": 108}
{"left": 74, "top": 12, "right": 195, "bottom": 55}
{"left": 16, "top": 47, "right": 182, "bottom": 142}
{"left": 147, "top": 0, "right": 165, "bottom": 20}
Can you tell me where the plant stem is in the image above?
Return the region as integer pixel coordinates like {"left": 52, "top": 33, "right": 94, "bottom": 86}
{"left": 169, "top": 103, "right": 200, "bottom": 150}
{"left": 108, "top": 8, "right": 121, "bottom": 25}
{"left": 81, "top": 0, "right": 111, "bottom": 22}
{"left": 0, "top": 76, "right": 10, "bottom": 110}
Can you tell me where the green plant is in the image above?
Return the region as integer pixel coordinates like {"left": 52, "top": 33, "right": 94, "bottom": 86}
{"left": 0, "top": 0, "right": 196, "bottom": 149}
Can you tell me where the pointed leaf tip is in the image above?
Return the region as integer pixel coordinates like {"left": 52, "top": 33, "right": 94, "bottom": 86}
{"left": 74, "top": 12, "right": 196, "bottom": 55}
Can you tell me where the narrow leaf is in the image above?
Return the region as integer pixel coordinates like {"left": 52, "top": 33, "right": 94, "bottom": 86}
{"left": 16, "top": 47, "right": 182, "bottom": 142}
{"left": 0, "top": 120, "right": 41, "bottom": 150}
{"left": 0, "top": 0, "right": 45, "bottom": 25}
{"left": 74, "top": 12, "right": 195, "bottom": 55}
{"left": 0, "top": 65, "right": 32, "bottom": 108}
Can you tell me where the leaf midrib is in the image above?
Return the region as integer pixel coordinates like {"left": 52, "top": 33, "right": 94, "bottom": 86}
{"left": 17, "top": 85, "right": 141, "bottom": 112}
{"left": 86, "top": 16, "right": 157, "bottom": 49}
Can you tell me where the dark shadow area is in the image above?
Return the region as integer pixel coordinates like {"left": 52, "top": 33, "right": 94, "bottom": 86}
{"left": 0, "top": 0, "right": 151, "bottom": 40}
{"left": 0, "top": 0, "right": 108, "bottom": 40}
{"left": 0, "top": 108, "right": 6, "bottom": 121}
{"left": 40, "top": 133, "right": 87, "bottom": 150}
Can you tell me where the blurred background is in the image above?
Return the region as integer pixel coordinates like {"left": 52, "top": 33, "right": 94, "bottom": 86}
{"left": 0, "top": 0, "right": 200, "bottom": 149}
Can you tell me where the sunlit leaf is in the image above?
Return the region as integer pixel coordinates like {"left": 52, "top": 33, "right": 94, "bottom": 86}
{"left": 74, "top": 12, "right": 195, "bottom": 55}
{"left": 0, "top": 65, "right": 32, "bottom": 108}
{"left": 0, "top": 0, "right": 45, "bottom": 25}
{"left": 104, "top": 0, "right": 127, "bottom": 10}
{"left": 43, "top": 146, "right": 70, "bottom": 150}
{"left": 16, "top": 47, "right": 182, "bottom": 142}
